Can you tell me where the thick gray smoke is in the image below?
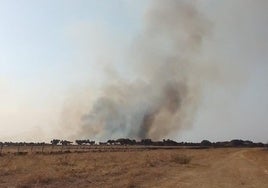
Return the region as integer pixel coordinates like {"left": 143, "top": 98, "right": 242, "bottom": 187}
{"left": 69, "top": 0, "right": 211, "bottom": 140}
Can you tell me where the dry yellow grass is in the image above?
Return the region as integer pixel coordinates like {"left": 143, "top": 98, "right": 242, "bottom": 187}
{"left": 0, "top": 148, "right": 267, "bottom": 188}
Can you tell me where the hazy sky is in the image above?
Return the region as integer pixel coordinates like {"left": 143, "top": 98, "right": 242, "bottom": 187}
{"left": 0, "top": 0, "right": 267, "bottom": 142}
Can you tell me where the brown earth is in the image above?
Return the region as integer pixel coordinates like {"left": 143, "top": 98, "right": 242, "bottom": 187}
{"left": 0, "top": 148, "right": 267, "bottom": 188}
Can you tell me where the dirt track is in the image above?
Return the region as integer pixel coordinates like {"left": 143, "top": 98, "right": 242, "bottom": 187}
{"left": 0, "top": 148, "right": 267, "bottom": 187}
{"left": 160, "top": 148, "right": 268, "bottom": 188}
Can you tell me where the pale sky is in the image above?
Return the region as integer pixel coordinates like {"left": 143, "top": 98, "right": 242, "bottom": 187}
{"left": 0, "top": 0, "right": 267, "bottom": 142}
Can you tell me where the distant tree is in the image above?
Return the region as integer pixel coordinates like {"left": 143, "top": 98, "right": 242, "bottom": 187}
{"left": 99, "top": 142, "right": 107, "bottom": 145}
{"left": 51, "top": 139, "right": 60, "bottom": 145}
{"left": 116, "top": 138, "right": 136, "bottom": 145}
{"left": 230, "top": 139, "right": 245, "bottom": 147}
{"left": 201, "top": 140, "right": 212, "bottom": 146}
{"left": 141, "top": 139, "right": 152, "bottom": 145}
{"left": 243, "top": 140, "right": 253, "bottom": 147}
{"left": 89, "top": 141, "right": 95, "bottom": 145}
{"left": 75, "top": 139, "right": 95, "bottom": 145}
{"left": 107, "top": 140, "right": 115, "bottom": 145}
{"left": 60, "top": 140, "right": 72, "bottom": 146}
{"left": 75, "top": 140, "right": 83, "bottom": 145}
{"left": 163, "top": 139, "right": 178, "bottom": 146}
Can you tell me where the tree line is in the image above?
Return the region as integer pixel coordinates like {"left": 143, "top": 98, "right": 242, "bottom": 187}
{"left": 0, "top": 139, "right": 267, "bottom": 148}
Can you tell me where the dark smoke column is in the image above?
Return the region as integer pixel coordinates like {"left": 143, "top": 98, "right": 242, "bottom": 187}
{"left": 79, "top": 0, "right": 211, "bottom": 140}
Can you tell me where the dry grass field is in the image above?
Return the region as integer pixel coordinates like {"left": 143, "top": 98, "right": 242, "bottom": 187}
{"left": 0, "top": 148, "right": 267, "bottom": 188}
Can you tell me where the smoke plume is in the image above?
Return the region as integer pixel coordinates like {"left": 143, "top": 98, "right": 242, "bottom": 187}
{"left": 67, "top": 0, "right": 211, "bottom": 140}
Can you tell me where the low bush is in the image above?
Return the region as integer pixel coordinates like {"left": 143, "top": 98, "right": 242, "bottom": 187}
{"left": 171, "top": 154, "right": 191, "bottom": 164}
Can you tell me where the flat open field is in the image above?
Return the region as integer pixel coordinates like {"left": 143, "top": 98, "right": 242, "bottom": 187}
{"left": 0, "top": 148, "right": 267, "bottom": 188}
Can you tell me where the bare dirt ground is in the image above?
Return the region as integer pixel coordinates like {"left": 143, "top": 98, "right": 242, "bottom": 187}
{"left": 0, "top": 148, "right": 267, "bottom": 188}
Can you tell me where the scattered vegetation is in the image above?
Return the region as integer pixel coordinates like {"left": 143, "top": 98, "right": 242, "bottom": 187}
{"left": 50, "top": 139, "right": 60, "bottom": 145}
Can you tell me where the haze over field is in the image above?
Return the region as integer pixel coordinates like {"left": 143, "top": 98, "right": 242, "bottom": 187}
{"left": 0, "top": 0, "right": 267, "bottom": 142}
